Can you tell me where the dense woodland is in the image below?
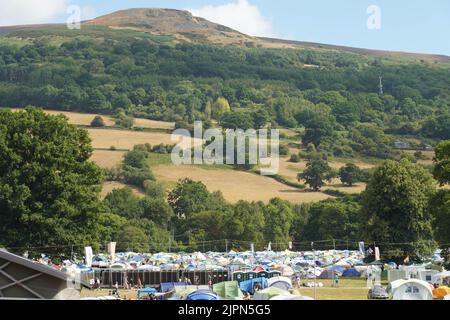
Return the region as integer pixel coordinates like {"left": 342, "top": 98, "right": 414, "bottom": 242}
{"left": 0, "top": 35, "right": 449, "bottom": 158}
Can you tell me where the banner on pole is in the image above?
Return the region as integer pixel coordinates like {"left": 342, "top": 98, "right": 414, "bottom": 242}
{"left": 375, "top": 247, "right": 380, "bottom": 261}
{"left": 250, "top": 243, "right": 255, "bottom": 253}
{"left": 107, "top": 242, "right": 116, "bottom": 261}
{"left": 85, "top": 246, "right": 93, "bottom": 267}
{"left": 359, "top": 242, "right": 365, "bottom": 255}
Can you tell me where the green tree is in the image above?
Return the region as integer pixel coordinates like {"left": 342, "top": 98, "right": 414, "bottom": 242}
{"left": 303, "top": 198, "right": 361, "bottom": 241}
{"left": 143, "top": 180, "right": 166, "bottom": 198}
{"left": 139, "top": 197, "right": 174, "bottom": 228}
{"left": 168, "top": 178, "right": 210, "bottom": 218}
{"left": 0, "top": 108, "right": 105, "bottom": 254}
{"left": 220, "top": 110, "right": 254, "bottom": 130}
{"left": 263, "top": 198, "right": 294, "bottom": 246}
{"left": 339, "top": 163, "right": 363, "bottom": 186}
{"left": 104, "top": 187, "right": 142, "bottom": 219}
{"left": 431, "top": 141, "right": 450, "bottom": 253}
{"left": 117, "top": 225, "right": 150, "bottom": 252}
{"left": 361, "top": 159, "right": 437, "bottom": 258}
{"left": 212, "top": 97, "right": 231, "bottom": 120}
{"left": 298, "top": 160, "right": 336, "bottom": 191}
{"left": 90, "top": 115, "right": 106, "bottom": 127}
{"left": 433, "top": 140, "right": 450, "bottom": 186}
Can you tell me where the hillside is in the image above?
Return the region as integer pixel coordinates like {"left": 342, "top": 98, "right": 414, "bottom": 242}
{"left": 1, "top": 8, "right": 449, "bottom": 63}
{"left": 83, "top": 8, "right": 253, "bottom": 45}
{"left": 0, "top": 7, "right": 449, "bottom": 166}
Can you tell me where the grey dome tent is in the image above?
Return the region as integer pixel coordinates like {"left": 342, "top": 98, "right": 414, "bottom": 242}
{"left": 319, "top": 270, "right": 336, "bottom": 279}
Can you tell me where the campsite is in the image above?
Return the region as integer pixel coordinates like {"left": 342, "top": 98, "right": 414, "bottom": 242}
{"left": 0, "top": 1, "right": 449, "bottom": 308}
{"left": 2, "top": 245, "right": 448, "bottom": 301}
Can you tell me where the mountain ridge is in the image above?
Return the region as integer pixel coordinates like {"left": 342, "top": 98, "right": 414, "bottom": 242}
{"left": 1, "top": 8, "right": 449, "bottom": 63}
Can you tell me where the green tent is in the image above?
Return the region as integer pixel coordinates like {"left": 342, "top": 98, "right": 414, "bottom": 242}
{"left": 213, "top": 281, "right": 244, "bottom": 300}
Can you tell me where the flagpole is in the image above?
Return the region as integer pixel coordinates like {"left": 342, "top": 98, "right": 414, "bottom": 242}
{"left": 312, "top": 242, "right": 316, "bottom": 300}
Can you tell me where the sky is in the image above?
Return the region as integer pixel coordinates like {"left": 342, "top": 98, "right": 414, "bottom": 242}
{"left": 0, "top": 0, "right": 449, "bottom": 56}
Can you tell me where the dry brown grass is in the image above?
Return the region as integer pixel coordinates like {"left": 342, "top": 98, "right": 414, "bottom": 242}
{"left": 9, "top": 108, "right": 174, "bottom": 130}
{"left": 100, "top": 181, "right": 146, "bottom": 199}
{"left": 276, "top": 156, "right": 371, "bottom": 194}
{"left": 87, "top": 128, "right": 202, "bottom": 150}
{"left": 90, "top": 150, "right": 125, "bottom": 168}
{"left": 153, "top": 164, "right": 332, "bottom": 204}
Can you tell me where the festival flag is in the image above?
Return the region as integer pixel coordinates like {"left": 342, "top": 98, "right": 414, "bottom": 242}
{"left": 288, "top": 241, "right": 293, "bottom": 250}
{"left": 250, "top": 243, "right": 255, "bottom": 253}
{"left": 85, "top": 246, "right": 93, "bottom": 267}
{"left": 107, "top": 242, "right": 117, "bottom": 260}
{"left": 359, "top": 242, "right": 365, "bottom": 255}
{"left": 267, "top": 242, "right": 272, "bottom": 251}
{"left": 375, "top": 247, "right": 380, "bottom": 261}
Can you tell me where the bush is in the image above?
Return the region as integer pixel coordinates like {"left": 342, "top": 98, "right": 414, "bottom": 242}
{"left": 91, "top": 115, "right": 105, "bottom": 127}
{"left": 143, "top": 180, "right": 166, "bottom": 198}
{"left": 289, "top": 154, "right": 301, "bottom": 163}
{"left": 279, "top": 144, "right": 289, "bottom": 156}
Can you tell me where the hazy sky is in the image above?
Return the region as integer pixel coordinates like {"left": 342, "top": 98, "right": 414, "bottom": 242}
{"left": 0, "top": 0, "right": 449, "bottom": 55}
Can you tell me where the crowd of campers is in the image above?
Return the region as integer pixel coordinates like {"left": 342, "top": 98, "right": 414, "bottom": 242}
{"left": 30, "top": 249, "right": 450, "bottom": 300}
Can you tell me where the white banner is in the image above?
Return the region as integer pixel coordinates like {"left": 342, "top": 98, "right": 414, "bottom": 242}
{"left": 85, "top": 246, "right": 93, "bottom": 267}
{"left": 359, "top": 242, "right": 365, "bottom": 255}
{"left": 375, "top": 247, "right": 380, "bottom": 261}
{"left": 250, "top": 243, "right": 255, "bottom": 253}
{"left": 288, "top": 241, "right": 293, "bottom": 250}
{"left": 267, "top": 242, "right": 272, "bottom": 251}
{"left": 107, "top": 242, "right": 116, "bottom": 261}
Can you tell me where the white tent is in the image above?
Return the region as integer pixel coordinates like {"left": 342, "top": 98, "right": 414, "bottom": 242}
{"left": 387, "top": 279, "right": 433, "bottom": 300}
{"left": 444, "top": 294, "right": 450, "bottom": 301}
{"left": 267, "top": 276, "right": 293, "bottom": 290}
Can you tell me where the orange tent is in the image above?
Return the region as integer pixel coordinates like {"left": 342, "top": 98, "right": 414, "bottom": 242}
{"left": 433, "top": 286, "right": 450, "bottom": 299}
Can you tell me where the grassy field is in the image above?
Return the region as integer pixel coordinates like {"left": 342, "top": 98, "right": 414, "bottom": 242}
{"left": 153, "top": 163, "right": 332, "bottom": 204}
{"left": 87, "top": 128, "right": 201, "bottom": 150}
{"left": 8, "top": 108, "right": 175, "bottom": 130}
{"left": 91, "top": 150, "right": 126, "bottom": 168}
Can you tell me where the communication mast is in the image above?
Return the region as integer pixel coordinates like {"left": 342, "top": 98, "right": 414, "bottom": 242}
{"left": 378, "top": 75, "right": 384, "bottom": 95}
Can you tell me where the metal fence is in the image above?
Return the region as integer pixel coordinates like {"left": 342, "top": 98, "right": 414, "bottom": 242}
{"left": 82, "top": 269, "right": 230, "bottom": 289}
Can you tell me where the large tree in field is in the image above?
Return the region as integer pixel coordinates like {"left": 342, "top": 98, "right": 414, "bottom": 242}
{"left": 0, "top": 107, "right": 105, "bottom": 254}
{"left": 361, "top": 159, "right": 436, "bottom": 258}
{"left": 298, "top": 159, "right": 336, "bottom": 191}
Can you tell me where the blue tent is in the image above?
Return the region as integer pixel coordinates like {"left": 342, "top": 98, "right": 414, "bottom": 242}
{"left": 328, "top": 266, "right": 346, "bottom": 273}
{"left": 239, "top": 277, "right": 268, "bottom": 294}
{"left": 138, "top": 287, "right": 157, "bottom": 294}
{"left": 342, "top": 268, "right": 361, "bottom": 278}
{"left": 186, "top": 290, "right": 219, "bottom": 301}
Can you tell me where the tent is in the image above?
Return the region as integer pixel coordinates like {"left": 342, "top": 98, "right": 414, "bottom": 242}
{"left": 432, "top": 286, "right": 450, "bottom": 299}
{"left": 239, "top": 277, "right": 268, "bottom": 294}
{"left": 186, "top": 290, "right": 219, "bottom": 301}
{"left": 160, "top": 282, "right": 190, "bottom": 293}
{"left": 342, "top": 268, "right": 362, "bottom": 278}
{"left": 267, "top": 276, "right": 293, "bottom": 290}
{"left": 319, "top": 270, "right": 336, "bottom": 279}
{"left": 328, "top": 266, "right": 345, "bottom": 273}
{"left": 213, "top": 281, "right": 244, "bottom": 300}
{"left": 270, "top": 295, "right": 314, "bottom": 300}
{"left": 253, "top": 287, "right": 290, "bottom": 300}
{"left": 387, "top": 279, "right": 433, "bottom": 300}
{"left": 444, "top": 294, "right": 450, "bottom": 300}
